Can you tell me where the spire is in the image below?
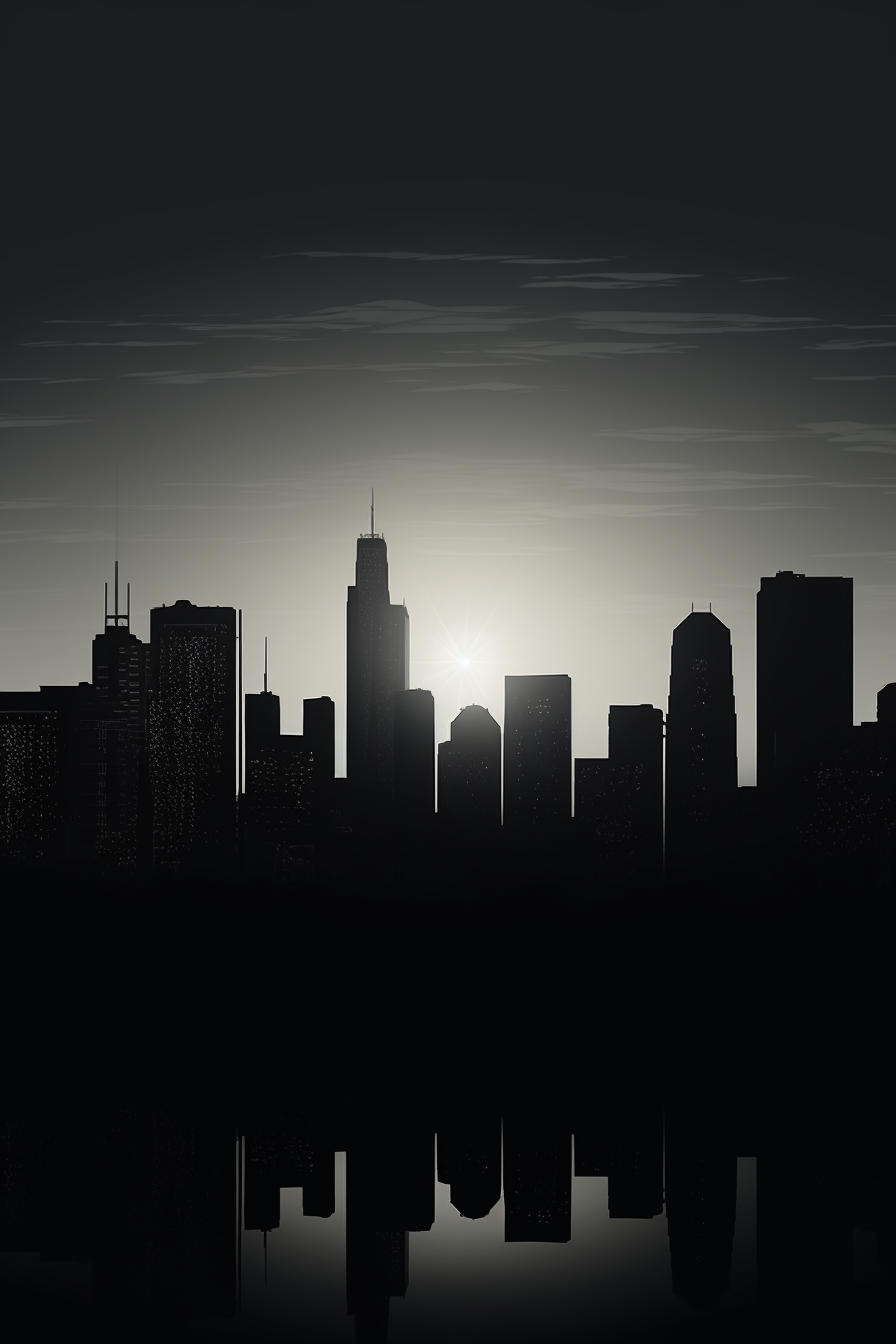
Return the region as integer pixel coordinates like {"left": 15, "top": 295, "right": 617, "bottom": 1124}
{"left": 264, "top": 636, "right": 268, "bottom": 693}
{"left": 104, "top": 560, "right": 129, "bottom": 630}
{"left": 371, "top": 487, "right": 375, "bottom": 538}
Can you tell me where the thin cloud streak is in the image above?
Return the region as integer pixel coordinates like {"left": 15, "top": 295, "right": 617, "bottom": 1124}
{"left": 0, "top": 414, "right": 90, "bottom": 428}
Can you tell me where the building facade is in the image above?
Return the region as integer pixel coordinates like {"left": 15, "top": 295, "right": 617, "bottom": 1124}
{"left": 148, "top": 599, "right": 237, "bottom": 873}
{"left": 345, "top": 530, "right": 409, "bottom": 825}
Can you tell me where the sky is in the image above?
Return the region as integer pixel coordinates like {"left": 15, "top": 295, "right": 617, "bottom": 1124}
{"left": 3, "top": 2, "right": 895, "bottom": 786}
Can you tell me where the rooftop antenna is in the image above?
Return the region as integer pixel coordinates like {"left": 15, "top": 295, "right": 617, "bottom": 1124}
{"left": 371, "top": 487, "right": 375, "bottom": 537}
{"left": 264, "top": 637, "right": 268, "bottom": 693}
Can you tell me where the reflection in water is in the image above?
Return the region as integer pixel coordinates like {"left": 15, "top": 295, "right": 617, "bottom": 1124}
{"left": 228, "top": 1151, "right": 757, "bottom": 1344}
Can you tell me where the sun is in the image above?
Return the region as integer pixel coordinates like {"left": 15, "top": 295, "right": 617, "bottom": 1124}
{"left": 459, "top": 655, "right": 472, "bottom": 669}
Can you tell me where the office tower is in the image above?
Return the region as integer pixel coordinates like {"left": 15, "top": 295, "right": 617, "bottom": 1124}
{"left": 879, "top": 683, "right": 896, "bottom": 727}
{"left": 756, "top": 571, "right": 853, "bottom": 788}
{"left": 91, "top": 563, "right": 148, "bottom": 731}
{"left": 437, "top": 703, "right": 501, "bottom": 830}
{"left": 575, "top": 704, "right": 664, "bottom": 884}
{"left": 0, "top": 683, "right": 126, "bottom": 869}
{"left": 665, "top": 611, "right": 738, "bottom": 878}
{"left": 503, "top": 675, "right": 571, "bottom": 830}
{"left": 244, "top": 685, "right": 315, "bottom": 875}
{"left": 345, "top": 504, "right": 409, "bottom": 825}
{"left": 91, "top": 564, "right": 150, "bottom": 866}
{"left": 148, "top": 599, "right": 237, "bottom": 873}
{"left": 244, "top": 686, "right": 282, "bottom": 872}
{"left": 392, "top": 688, "right": 434, "bottom": 830}
{"left": 304, "top": 695, "right": 335, "bottom": 825}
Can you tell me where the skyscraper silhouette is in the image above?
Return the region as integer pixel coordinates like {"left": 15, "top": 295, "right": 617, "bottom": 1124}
{"left": 91, "top": 564, "right": 149, "bottom": 867}
{"left": 393, "top": 688, "right": 434, "bottom": 829}
{"left": 304, "top": 695, "right": 335, "bottom": 827}
{"left": 574, "top": 704, "right": 663, "bottom": 884}
{"left": 0, "top": 682, "right": 128, "bottom": 869}
{"left": 437, "top": 703, "right": 501, "bottom": 830}
{"left": 345, "top": 502, "right": 409, "bottom": 826}
{"left": 503, "top": 675, "right": 571, "bottom": 830}
{"left": 665, "top": 611, "right": 737, "bottom": 880}
{"left": 148, "top": 599, "right": 237, "bottom": 873}
{"left": 756, "top": 571, "right": 853, "bottom": 788}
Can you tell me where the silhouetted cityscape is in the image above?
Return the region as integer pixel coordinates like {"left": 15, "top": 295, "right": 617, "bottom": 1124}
{"left": 1, "top": 511, "right": 892, "bottom": 894}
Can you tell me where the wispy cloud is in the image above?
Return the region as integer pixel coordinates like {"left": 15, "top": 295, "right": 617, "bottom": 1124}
{"left": 0, "top": 498, "right": 62, "bottom": 510}
{"left": 0, "top": 413, "right": 90, "bottom": 428}
{"left": 561, "top": 464, "right": 811, "bottom": 495}
{"left": 121, "top": 359, "right": 530, "bottom": 385}
{"left": 0, "top": 529, "right": 110, "bottom": 544}
{"left": 568, "top": 311, "right": 821, "bottom": 335}
{"left": 814, "top": 552, "right": 896, "bottom": 563}
{"left": 416, "top": 381, "right": 534, "bottom": 393}
{"left": 522, "top": 272, "right": 702, "bottom": 290}
{"left": 735, "top": 276, "right": 792, "bottom": 283}
{"left": 480, "top": 340, "right": 692, "bottom": 360}
{"left": 264, "top": 250, "right": 611, "bottom": 265}
{"left": 806, "top": 339, "right": 896, "bottom": 350}
{"left": 813, "top": 374, "right": 896, "bottom": 381}
{"left": 591, "top": 426, "right": 791, "bottom": 443}
{"left": 799, "top": 422, "right": 896, "bottom": 453}
{"left": 710, "top": 502, "right": 831, "bottom": 511}
{"left": 22, "top": 340, "right": 201, "bottom": 348}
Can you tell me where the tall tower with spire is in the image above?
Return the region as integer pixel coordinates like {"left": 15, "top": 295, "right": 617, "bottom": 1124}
{"left": 346, "top": 493, "right": 409, "bottom": 825}
{"left": 90, "top": 562, "right": 151, "bottom": 866}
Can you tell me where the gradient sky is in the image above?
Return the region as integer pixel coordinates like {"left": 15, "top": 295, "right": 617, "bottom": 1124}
{"left": 3, "top": 3, "right": 895, "bottom": 786}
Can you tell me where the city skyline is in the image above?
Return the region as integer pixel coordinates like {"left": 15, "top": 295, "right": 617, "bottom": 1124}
{"left": 3, "top": 5, "right": 895, "bottom": 787}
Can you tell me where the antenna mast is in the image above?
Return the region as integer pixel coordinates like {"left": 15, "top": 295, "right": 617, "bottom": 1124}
{"left": 264, "top": 637, "right": 268, "bottom": 693}
{"left": 370, "top": 488, "right": 375, "bottom": 537}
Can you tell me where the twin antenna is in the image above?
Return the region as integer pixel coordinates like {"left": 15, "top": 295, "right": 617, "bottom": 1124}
{"left": 104, "top": 560, "right": 129, "bottom": 630}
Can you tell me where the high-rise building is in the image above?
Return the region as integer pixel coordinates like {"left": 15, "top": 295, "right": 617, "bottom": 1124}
{"left": 90, "top": 564, "right": 150, "bottom": 867}
{"left": 665, "top": 611, "right": 738, "bottom": 878}
{"left": 393, "top": 688, "right": 434, "bottom": 829}
{"left": 0, "top": 683, "right": 129, "bottom": 870}
{"left": 574, "top": 703, "right": 664, "bottom": 882}
{"left": 345, "top": 504, "right": 409, "bottom": 825}
{"left": 148, "top": 599, "right": 237, "bottom": 873}
{"left": 437, "top": 704, "right": 501, "bottom": 830}
{"left": 304, "top": 695, "right": 335, "bottom": 826}
{"left": 756, "top": 571, "right": 853, "bottom": 788}
{"left": 503, "top": 675, "right": 571, "bottom": 830}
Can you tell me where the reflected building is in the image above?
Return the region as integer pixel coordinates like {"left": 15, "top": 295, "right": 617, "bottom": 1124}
{"left": 437, "top": 704, "right": 501, "bottom": 831}
{"left": 503, "top": 674, "right": 571, "bottom": 831}
{"left": 148, "top": 599, "right": 237, "bottom": 873}
{"left": 503, "top": 1120, "right": 571, "bottom": 1242}
{"left": 665, "top": 611, "right": 737, "bottom": 880}
{"left": 346, "top": 506, "right": 410, "bottom": 827}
